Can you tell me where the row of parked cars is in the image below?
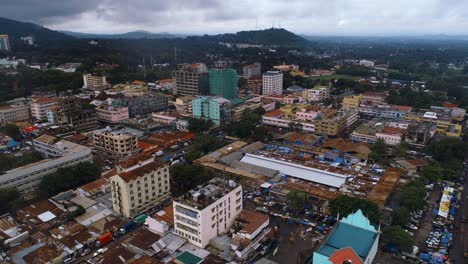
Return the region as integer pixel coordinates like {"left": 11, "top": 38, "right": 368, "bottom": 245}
{"left": 403, "top": 209, "right": 424, "bottom": 237}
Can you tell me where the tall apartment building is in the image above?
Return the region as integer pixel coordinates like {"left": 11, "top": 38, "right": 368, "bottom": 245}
{"left": 96, "top": 104, "right": 129, "bottom": 123}
{"left": 0, "top": 102, "right": 29, "bottom": 124}
{"left": 92, "top": 129, "right": 140, "bottom": 162}
{"left": 192, "top": 96, "right": 231, "bottom": 126}
{"left": 342, "top": 95, "right": 362, "bottom": 109}
{"left": 242, "top": 62, "right": 261, "bottom": 79}
{"left": 111, "top": 160, "right": 170, "bottom": 218}
{"left": 307, "top": 87, "right": 330, "bottom": 102}
{"left": 30, "top": 97, "right": 57, "bottom": 121}
{"left": 247, "top": 77, "right": 262, "bottom": 95}
{"left": 172, "top": 63, "right": 209, "bottom": 96}
{"left": 262, "top": 71, "right": 283, "bottom": 95}
{"left": 175, "top": 96, "right": 194, "bottom": 116}
{"left": 83, "top": 74, "right": 107, "bottom": 90}
{"left": 0, "top": 135, "right": 92, "bottom": 196}
{"left": 119, "top": 95, "right": 168, "bottom": 117}
{"left": 58, "top": 100, "right": 99, "bottom": 133}
{"left": 209, "top": 68, "right": 238, "bottom": 99}
{"left": 173, "top": 178, "right": 243, "bottom": 248}
{"left": 0, "top": 35, "right": 10, "bottom": 51}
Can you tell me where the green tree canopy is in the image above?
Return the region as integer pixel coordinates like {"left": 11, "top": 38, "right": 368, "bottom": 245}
{"left": 184, "top": 133, "right": 225, "bottom": 163}
{"left": 188, "top": 118, "right": 214, "bottom": 134}
{"left": 369, "top": 138, "right": 388, "bottom": 161}
{"left": 286, "top": 190, "right": 306, "bottom": 211}
{"left": 328, "top": 195, "right": 380, "bottom": 225}
{"left": 426, "top": 138, "right": 467, "bottom": 168}
{"left": 169, "top": 164, "right": 216, "bottom": 196}
{"left": 393, "top": 142, "right": 410, "bottom": 158}
{"left": 38, "top": 162, "right": 101, "bottom": 197}
{"left": 0, "top": 188, "right": 24, "bottom": 215}
{"left": 3, "top": 124, "right": 21, "bottom": 140}
{"left": 400, "top": 181, "right": 426, "bottom": 211}
{"left": 382, "top": 226, "right": 414, "bottom": 251}
{"left": 392, "top": 207, "right": 411, "bottom": 227}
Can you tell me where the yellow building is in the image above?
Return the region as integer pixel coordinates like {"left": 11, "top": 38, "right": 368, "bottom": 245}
{"left": 405, "top": 112, "right": 462, "bottom": 137}
{"left": 110, "top": 161, "right": 170, "bottom": 218}
{"left": 342, "top": 95, "right": 362, "bottom": 109}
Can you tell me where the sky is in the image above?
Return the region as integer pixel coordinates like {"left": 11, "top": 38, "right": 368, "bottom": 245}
{"left": 2, "top": 0, "right": 468, "bottom": 35}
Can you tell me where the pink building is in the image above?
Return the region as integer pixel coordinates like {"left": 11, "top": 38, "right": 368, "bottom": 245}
{"left": 96, "top": 104, "right": 129, "bottom": 123}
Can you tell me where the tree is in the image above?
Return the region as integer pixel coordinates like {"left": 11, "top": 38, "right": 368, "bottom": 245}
{"left": 427, "top": 138, "right": 467, "bottom": 167}
{"left": 170, "top": 164, "right": 216, "bottom": 196}
{"left": 328, "top": 195, "right": 380, "bottom": 225}
{"left": 392, "top": 207, "right": 411, "bottom": 227}
{"left": 286, "top": 190, "right": 306, "bottom": 211}
{"left": 382, "top": 226, "right": 414, "bottom": 251}
{"left": 0, "top": 188, "right": 24, "bottom": 214}
{"left": 184, "top": 133, "right": 225, "bottom": 163}
{"left": 393, "top": 142, "right": 410, "bottom": 158}
{"left": 3, "top": 124, "right": 21, "bottom": 140}
{"left": 38, "top": 162, "right": 101, "bottom": 196}
{"left": 252, "top": 126, "right": 273, "bottom": 142}
{"left": 369, "top": 138, "right": 388, "bottom": 161}
{"left": 188, "top": 118, "right": 214, "bottom": 133}
{"left": 400, "top": 181, "right": 426, "bottom": 211}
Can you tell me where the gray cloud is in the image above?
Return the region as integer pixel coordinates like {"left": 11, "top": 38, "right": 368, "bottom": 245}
{"left": 1, "top": 0, "right": 468, "bottom": 35}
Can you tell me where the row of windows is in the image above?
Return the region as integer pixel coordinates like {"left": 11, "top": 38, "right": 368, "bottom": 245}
{"left": 175, "top": 229, "right": 201, "bottom": 243}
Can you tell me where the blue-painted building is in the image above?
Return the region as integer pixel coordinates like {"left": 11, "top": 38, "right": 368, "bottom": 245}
{"left": 311, "top": 210, "right": 380, "bottom": 264}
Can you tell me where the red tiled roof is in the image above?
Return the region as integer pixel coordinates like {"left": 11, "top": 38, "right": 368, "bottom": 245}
{"left": 153, "top": 204, "right": 174, "bottom": 226}
{"left": 32, "top": 97, "right": 55, "bottom": 104}
{"left": 118, "top": 161, "right": 165, "bottom": 183}
{"left": 79, "top": 178, "right": 109, "bottom": 194}
{"left": 391, "top": 105, "right": 412, "bottom": 111}
{"left": 263, "top": 109, "right": 283, "bottom": 117}
{"left": 328, "top": 247, "right": 363, "bottom": 264}
{"left": 237, "top": 209, "right": 269, "bottom": 235}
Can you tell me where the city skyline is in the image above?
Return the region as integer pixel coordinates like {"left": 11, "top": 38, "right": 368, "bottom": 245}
{"left": 1, "top": 0, "right": 468, "bottom": 35}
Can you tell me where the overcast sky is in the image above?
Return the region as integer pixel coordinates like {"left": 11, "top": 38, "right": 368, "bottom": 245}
{"left": 2, "top": 0, "right": 468, "bottom": 35}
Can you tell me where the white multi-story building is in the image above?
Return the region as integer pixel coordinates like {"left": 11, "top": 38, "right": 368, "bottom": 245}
{"left": 30, "top": 97, "right": 57, "bottom": 121}
{"left": 242, "top": 62, "right": 261, "bottom": 79}
{"left": 307, "top": 87, "right": 330, "bottom": 102}
{"left": 173, "top": 178, "right": 243, "bottom": 248}
{"left": 110, "top": 160, "right": 170, "bottom": 218}
{"left": 0, "top": 135, "right": 92, "bottom": 196}
{"left": 95, "top": 104, "right": 129, "bottom": 123}
{"left": 92, "top": 129, "right": 140, "bottom": 162}
{"left": 262, "top": 71, "right": 283, "bottom": 95}
{"left": 0, "top": 102, "right": 29, "bottom": 124}
{"left": 83, "top": 74, "right": 107, "bottom": 90}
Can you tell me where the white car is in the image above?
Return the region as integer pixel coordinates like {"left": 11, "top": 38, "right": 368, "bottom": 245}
{"left": 93, "top": 248, "right": 107, "bottom": 257}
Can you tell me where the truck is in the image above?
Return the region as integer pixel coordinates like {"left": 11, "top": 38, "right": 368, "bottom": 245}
{"left": 96, "top": 232, "right": 112, "bottom": 247}
{"left": 119, "top": 220, "right": 136, "bottom": 234}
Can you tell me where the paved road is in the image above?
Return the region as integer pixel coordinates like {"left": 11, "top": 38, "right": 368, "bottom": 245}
{"left": 450, "top": 158, "right": 467, "bottom": 263}
{"left": 413, "top": 185, "right": 442, "bottom": 250}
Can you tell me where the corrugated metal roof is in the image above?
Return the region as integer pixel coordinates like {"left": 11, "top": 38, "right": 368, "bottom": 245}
{"left": 240, "top": 154, "right": 348, "bottom": 188}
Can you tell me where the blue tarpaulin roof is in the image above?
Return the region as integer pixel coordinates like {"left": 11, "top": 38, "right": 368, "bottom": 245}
{"left": 6, "top": 140, "right": 19, "bottom": 148}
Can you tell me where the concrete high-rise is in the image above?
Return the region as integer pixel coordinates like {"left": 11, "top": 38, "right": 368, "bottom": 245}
{"left": 192, "top": 96, "right": 231, "bottom": 126}
{"left": 242, "top": 62, "right": 261, "bottom": 79}
{"left": 262, "top": 71, "right": 283, "bottom": 95}
{"left": 0, "top": 35, "right": 10, "bottom": 51}
{"left": 172, "top": 63, "right": 209, "bottom": 96}
{"left": 208, "top": 68, "right": 238, "bottom": 99}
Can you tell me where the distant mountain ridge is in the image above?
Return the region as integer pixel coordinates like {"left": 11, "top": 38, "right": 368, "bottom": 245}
{"left": 60, "top": 30, "right": 187, "bottom": 39}
{"left": 0, "top": 16, "right": 309, "bottom": 49}
{"left": 0, "top": 17, "right": 74, "bottom": 45}
{"left": 203, "top": 28, "right": 309, "bottom": 47}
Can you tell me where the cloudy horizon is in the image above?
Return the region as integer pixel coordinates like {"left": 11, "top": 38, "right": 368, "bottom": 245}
{"left": 1, "top": 0, "right": 468, "bottom": 36}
